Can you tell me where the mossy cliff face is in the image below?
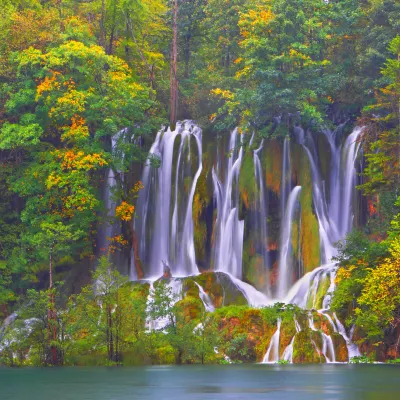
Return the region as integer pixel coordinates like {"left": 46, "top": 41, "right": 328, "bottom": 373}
{"left": 291, "top": 141, "right": 321, "bottom": 273}
{"left": 212, "top": 307, "right": 273, "bottom": 362}
{"left": 239, "top": 151, "right": 257, "bottom": 210}
{"left": 192, "top": 140, "right": 217, "bottom": 270}
{"left": 239, "top": 136, "right": 322, "bottom": 291}
{"left": 191, "top": 272, "right": 248, "bottom": 307}
{"left": 264, "top": 139, "right": 282, "bottom": 195}
{"left": 188, "top": 128, "right": 329, "bottom": 291}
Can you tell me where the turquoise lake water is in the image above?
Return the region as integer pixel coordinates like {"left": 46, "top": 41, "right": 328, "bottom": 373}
{"left": 1, "top": 364, "right": 399, "bottom": 399}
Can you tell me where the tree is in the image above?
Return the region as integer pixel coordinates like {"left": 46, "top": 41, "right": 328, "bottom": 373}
{"left": 0, "top": 288, "right": 66, "bottom": 366}
{"left": 67, "top": 256, "right": 148, "bottom": 364}
{"left": 28, "top": 221, "right": 83, "bottom": 365}
{"left": 0, "top": 28, "right": 155, "bottom": 278}
{"left": 360, "top": 36, "right": 400, "bottom": 194}
{"left": 147, "top": 280, "right": 214, "bottom": 364}
{"left": 170, "top": 0, "right": 179, "bottom": 126}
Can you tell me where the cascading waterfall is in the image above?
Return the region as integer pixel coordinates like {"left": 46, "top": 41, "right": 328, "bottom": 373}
{"left": 253, "top": 141, "right": 270, "bottom": 295}
{"left": 339, "top": 128, "right": 363, "bottom": 236}
{"left": 131, "top": 121, "right": 363, "bottom": 362}
{"left": 212, "top": 128, "right": 245, "bottom": 278}
{"left": 277, "top": 186, "right": 302, "bottom": 299}
{"left": 333, "top": 313, "right": 361, "bottom": 358}
{"left": 308, "top": 313, "right": 336, "bottom": 363}
{"left": 134, "top": 121, "right": 202, "bottom": 278}
{"left": 298, "top": 126, "right": 362, "bottom": 264}
{"left": 226, "top": 273, "right": 270, "bottom": 306}
{"left": 260, "top": 126, "right": 362, "bottom": 362}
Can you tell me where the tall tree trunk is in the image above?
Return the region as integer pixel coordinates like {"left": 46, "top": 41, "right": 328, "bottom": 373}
{"left": 125, "top": 11, "right": 131, "bottom": 62}
{"left": 100, "top": 0, "right": 106, "bottom": 50}
{"left": 107, "top": 306, "right": 114, "bottom": 361}
{"left": 131, "top": 226, "right": 144, "bottom": 279}
{"left": 184, "top": 32, "right": 191, "bottom": 79}
{"left": 107, "top": 0, "right": 118, "bottom": 55}
{"left": 56, "top": 0, "right": 64, "bottom": 31}
{"left": 170, "top": 0, "right": 179, "bottom": 128}
{"left": 48, "top": 246, "right": 58, "bottom": 365}
{"left": 113, "top": 169, "right": 145, "bottom": 279}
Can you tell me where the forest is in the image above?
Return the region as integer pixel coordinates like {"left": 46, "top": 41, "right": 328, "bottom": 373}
{"left": 0, "top": 0, "right": 399, "bottom": 367}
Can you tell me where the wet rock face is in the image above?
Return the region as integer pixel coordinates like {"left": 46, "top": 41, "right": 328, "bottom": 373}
{"left": 191, "top": 272, "right": 247, "bottom": 308}
{"left": 292, "top": 330, "right": 325, "bottom": 363}
{"left": 162, "top": 261, "right": 172, "bottom": 279}
{"left": 332, "top": 333, "right": 348, "bottom": 362}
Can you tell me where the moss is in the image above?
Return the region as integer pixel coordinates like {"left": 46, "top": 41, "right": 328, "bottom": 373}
{"left": 192, "top": 272, "right": 247, "bottom": 308}
{"left": 194, "top": 220, "right": 207, "bottom": 261}
{"left": 177, "top": 295, "right": 203, "bottom": 320}
{"left": 293, "top": 329, "right": 325, "bottom": 363}
{"left": 242, "top": 234, "right": 269, "bottom": 291}
{"left": 332, "top": 332, "right": 348, "bottom": 362}
{"left": 244, "top": 254, "right": 267, "bottom": 291}
{"left": 192, "top": 147, "right": 213, "bottom": 263}
{"left": 291, "top": 219, "right": 300, "bottom": 259}
{"left": 315, "top": 131, "right": 331, "bottom": 184}
{"left": 314, "top": 276, "right": 331, "bottom": 310}
{"left": 213, "top": 306, "right": 275, "bottom": 362}
{"left": 264, "top": 139, "right": 282, "bottom": 195}
{"left": 239, "top": 151, "right": 257, "bottom": 209}
{"left": 293, "top": 144, "right": 321, "bottom": 272}
{"left": 280, "top": 319, "right": 297, "bottom": 352}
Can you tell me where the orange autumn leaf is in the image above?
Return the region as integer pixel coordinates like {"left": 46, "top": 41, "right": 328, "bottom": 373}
{"left": 116, "top": 201, "right": 135, "bottom": 221}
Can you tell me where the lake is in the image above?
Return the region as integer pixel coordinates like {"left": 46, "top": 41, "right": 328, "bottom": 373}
{"left": 1, "top": 364, "right": 399, "bottom": 400}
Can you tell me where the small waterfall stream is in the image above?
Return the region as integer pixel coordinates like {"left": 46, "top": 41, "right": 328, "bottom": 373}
{"left": 212, "top": 128, "right": 245, "bottom": 278}
{"left": 281, "top": 317, "right": 301, "bottom": 363}
{"left": 253, "top": 141, "right": 270, "bottom": 294}
{"left": 194, "top": 282, "right": 215, "bottom": 312}
{"left": 262, "top": 319, "right": 281, "bottom": 363}
{"left": 277, "top": 186, "right": 302, "bottom": 299}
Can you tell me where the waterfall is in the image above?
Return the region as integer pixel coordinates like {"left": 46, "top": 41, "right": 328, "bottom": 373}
{"left": 212, "top": 129, "right": 245, "bottom": 278}
{"left": 281, "top": 137, "right": 292, "bottom": 213}
{"left": 226, "top": 273, "right": 270, "bottom": 306}
{"left": 134, "top": 121, "right": 202, "bottom": 278}
{"left": 277, "top": 186, "right": 302, "bottom": 299}
{"left": 262, "top": 319, "right": 281, "bottom": 363}
{"left": 298, "top": 127, "right": 363, "bottom": 264}
{"left": 284, "top": 263, "right": 337, "bottom": 308}
{"left": 254, "top": 141, "right": 271, "bottom": 294}
{"left": 339, "top": 128, "right": 362, "bottom": 236}
{"left": 194, "top": 282, "right": 215, "bottom": 312}
{"left": 308, "top": 313, "right": 336, "bottom": 363}
{"left": 281, "top": 338, "right": 295, "bottom": 363}
{"left": 333, "top": 313, "right": 361, "bottom": 358}
{"left": 133, "top": 122, "right": 363, "bottom": 360}
{"left": 281, "top": 317, "right": 301, "bottom": 363}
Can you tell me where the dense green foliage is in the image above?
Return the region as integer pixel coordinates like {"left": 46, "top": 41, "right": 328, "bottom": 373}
{"left": 0, "top": 0, "right": 399, "bottom": 365}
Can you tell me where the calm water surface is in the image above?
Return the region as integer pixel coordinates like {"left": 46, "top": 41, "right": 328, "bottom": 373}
{"left": 0, "top": 364, "right": 399, "bottom": 400}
